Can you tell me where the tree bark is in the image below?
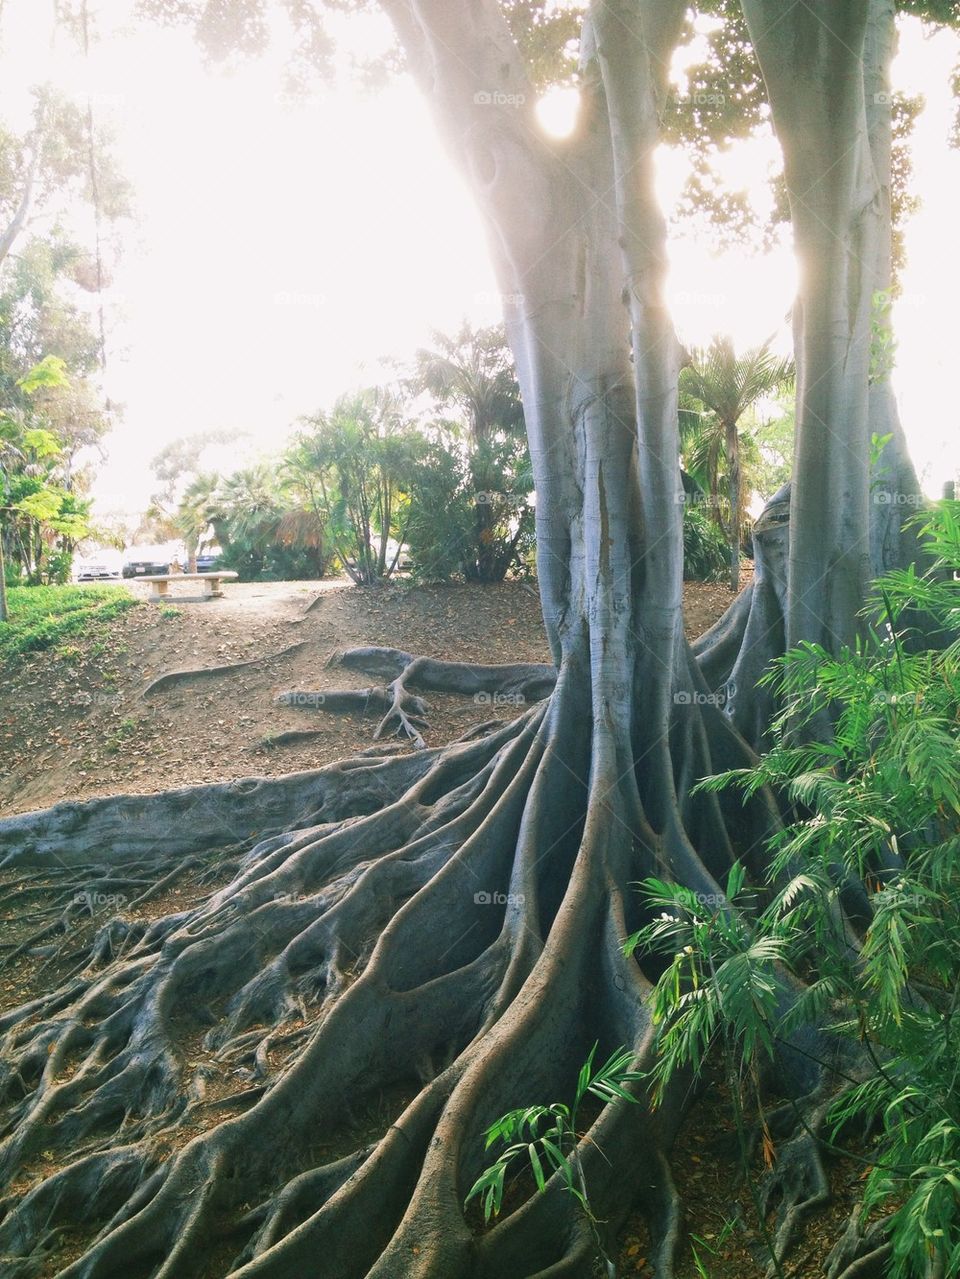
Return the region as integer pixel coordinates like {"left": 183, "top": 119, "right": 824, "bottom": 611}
{"left": 697, "top": 0, "right": 928, "bottom": 742}
{"left": 725, "top": 416, "right": 741, "bottom": 592}
{"left": 741, "top": 0, "right": 876, "bottom": 655}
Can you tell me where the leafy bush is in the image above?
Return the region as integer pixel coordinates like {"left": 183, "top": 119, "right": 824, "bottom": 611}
{"left": 630, "top": 502, "right": 960, "bottom": 1278}
{"left": 465, "top": 1045, "right": 643, "bottom": 1269}
{"left": 683, "top": 503, "right": 731, "bottom": 582}
{"left": 403, "top": 442, "right": 473, "bottom": 582}
{"left": 414, "top": 325, "right": 534, "bottom": 583}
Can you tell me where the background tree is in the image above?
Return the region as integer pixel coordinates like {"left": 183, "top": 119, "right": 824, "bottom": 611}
{"left": 0, "top": 88, "right": 130, "bottom": 272}
{"left": 290, "top": 387, "right": 418, "bottom": 584}
{"left": 172, "top": 470, "right": 221, "bottom": 571}
{"left": 680, "top": 336, "right": 794, "bottom": 590}
{"left": 414, "top": 323, "right": 533, "bottom": 582}
{"left": 0, "top": 237, "right": 107, "bottom": 589}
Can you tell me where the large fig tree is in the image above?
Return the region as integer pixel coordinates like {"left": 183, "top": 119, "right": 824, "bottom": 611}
{"left": 0, "top": 1, "right": 949, "bottom": 1276}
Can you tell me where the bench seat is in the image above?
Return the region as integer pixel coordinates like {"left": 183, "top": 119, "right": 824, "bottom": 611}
{"left": 140, "top": 572, "right": 239, "bottom": 601}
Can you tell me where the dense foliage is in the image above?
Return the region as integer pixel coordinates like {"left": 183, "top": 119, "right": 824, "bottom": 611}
{"left": 159, "top": 325, "right": 536, "bottom": 584}
{"left": 631, "top": 502, "right": 960, "bottom": 1278}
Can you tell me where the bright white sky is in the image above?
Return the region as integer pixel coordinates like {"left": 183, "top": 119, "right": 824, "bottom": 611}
{"left": 1, "top": 1, "right": 957, "bottom": 517}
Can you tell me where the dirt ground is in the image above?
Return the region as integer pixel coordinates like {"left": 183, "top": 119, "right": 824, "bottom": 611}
{"left": 0, "top": 573, "right": 746, "bottom": 819}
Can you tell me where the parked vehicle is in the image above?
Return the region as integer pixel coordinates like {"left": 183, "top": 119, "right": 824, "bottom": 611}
{"left": 75, "top": 560, "right": 121, "bottom": 582}
{"left": 122, "top": 546, "right": 171, "bottom": 578}
{"left": 195, "top": 551, "right": 223, "bottom": 573}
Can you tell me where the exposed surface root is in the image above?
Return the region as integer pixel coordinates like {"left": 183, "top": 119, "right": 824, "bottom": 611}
{"left": 0, "top": 751, "right": 439, "bottom": 868}
{"left": 142, "top": 642, "right": 310, "bottom": 698}
{"left": 824, "top": 1209, "right": 894, "bottom": 1279}
{"left": 0, "top": 652, "right": 820, "bottom": 1278}
{"left": 280, "top": 646, "right": 558, "bottom": 747}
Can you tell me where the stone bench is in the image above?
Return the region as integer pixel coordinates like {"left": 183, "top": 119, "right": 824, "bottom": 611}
{"left": 141, "top": 572, "right": 239, "bottom": 602}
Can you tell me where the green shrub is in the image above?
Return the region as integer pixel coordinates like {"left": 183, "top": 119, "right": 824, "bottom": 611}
{"left": 404, "top": 443, "right": 473, "bottom": 581}
{"left": 683, "top": 503, "right": 731, "bottom": 582}
{"left": 630, "top": 501, "right": 960, "bottom": 1278}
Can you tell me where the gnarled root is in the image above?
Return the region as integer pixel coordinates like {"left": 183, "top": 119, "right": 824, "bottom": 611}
{"left": 0, "top": 654, "right": 790, "bottom": 1279}
{"left": 824, "top": 1209, "right": 894, "bottom": 1279}
{"left": 278, "top": 647, "right": 558, "bottom": 748}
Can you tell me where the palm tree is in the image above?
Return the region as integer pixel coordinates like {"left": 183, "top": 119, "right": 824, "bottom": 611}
{"left": 414, "top": 323, "right": 529, "bottom": 582}
{"left": 173, "top": 470, "right": 221, "bottom": 572}
{"left": 415, "top": 324, "right": 523, "bottom": 443}
{"left": 680, "top": 336, "right": 794, "bottom": 591}
{"left": 293, "top": 388, "right": 416, "bottom": 585}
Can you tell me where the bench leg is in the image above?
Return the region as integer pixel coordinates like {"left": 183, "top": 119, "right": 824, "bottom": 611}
{"left": 202, "top": 577, "right": 223, "bottom": 600}
{"left": 149, "top": 581, "right": 169, "bottom": 602}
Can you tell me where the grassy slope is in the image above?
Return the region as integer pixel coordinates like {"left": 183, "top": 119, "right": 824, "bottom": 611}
{"left": 0, "top": 585, "right": 138, "bottom": 661}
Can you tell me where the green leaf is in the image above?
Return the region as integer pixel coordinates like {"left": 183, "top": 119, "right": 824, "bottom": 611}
{"left": 17, "top": 355, "right": 70, "bottom": 394}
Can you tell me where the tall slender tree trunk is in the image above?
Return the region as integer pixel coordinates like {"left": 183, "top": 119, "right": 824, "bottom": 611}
{"left": 725, "top": 417, "right": 741, "bottom": 591}
{"left": 0, "top": 532, "right": 8, "bottom": 621}
{"left": 741, "top": 0, "right": 876, "bottom": 655}
{"left": 698, "top": 0, "right": 925, "bottom": 745}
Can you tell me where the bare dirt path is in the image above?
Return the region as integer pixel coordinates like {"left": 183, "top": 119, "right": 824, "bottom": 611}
{"left": 0, "top": 575, "right": 746, "bottom": 819}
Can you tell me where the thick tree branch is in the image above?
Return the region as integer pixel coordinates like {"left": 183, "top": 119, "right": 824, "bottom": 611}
{"left": 0, "top": 125, "right": 42, "bottom": 268}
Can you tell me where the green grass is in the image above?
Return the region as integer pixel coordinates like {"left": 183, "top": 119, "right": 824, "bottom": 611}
{"left": 0, "top": 584, "right": 138, "bottom": 661}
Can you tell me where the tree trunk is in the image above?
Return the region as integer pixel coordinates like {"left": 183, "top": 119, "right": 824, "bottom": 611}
{"left": 725, "top": 417, "right": 741, "bottom": 592}
{"left": 697, "top": 0, "right": 927, "bottom": 744}
{"left": 0, "top": 532, "right": 8, "bottom": 621}
{"left": 740, "top": 0, "right": 877, "bottom": 655}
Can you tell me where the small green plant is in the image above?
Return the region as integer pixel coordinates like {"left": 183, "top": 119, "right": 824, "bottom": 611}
{"left": 105, "top": 718, "right": 136, "bottom": 755}
{"left": 690, "top": 1218, "right": 737, "bottom": 1278}
{"left": 159, "top": 605, "right": 181, "bottom": 620}
{"left": 464, "top": 1044, "right": 643, "bottom": 1233}
{"left": 630, "top": 502, "right": 960, "bottom": 1279}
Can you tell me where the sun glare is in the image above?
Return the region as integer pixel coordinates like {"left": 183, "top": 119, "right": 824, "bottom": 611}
{"left": 536, "top": 87, "right": 580, "bottom": 138}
